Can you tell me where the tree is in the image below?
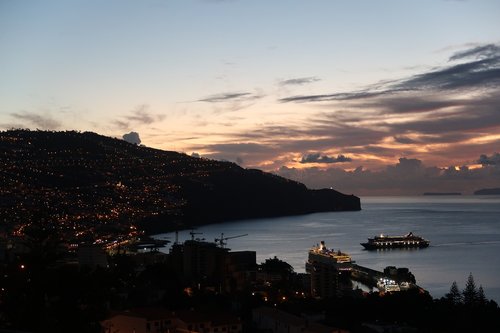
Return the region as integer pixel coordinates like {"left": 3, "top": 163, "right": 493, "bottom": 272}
{"left": 463, "top": 272, "right": 478, "bottom": 305}
{"left": 260, "top": 256, "right": 294, "bottom": 280}
{"left": 477, "top": 285, "right": 487, "bottom": 305}
{"left": 445, "top": 281, "right": 462, "bottom": 305}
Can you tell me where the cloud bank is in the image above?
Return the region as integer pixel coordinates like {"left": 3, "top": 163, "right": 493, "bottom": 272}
{"left": 277, "top": 156, "right": 500, "bottom": 196}
{"left": 478, "top": 153, "right": 500, "bottom": 166}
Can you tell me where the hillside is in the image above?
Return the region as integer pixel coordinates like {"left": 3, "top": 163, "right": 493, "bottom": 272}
{"left": 0, "top": 130, "right": 360, "bottom": 238}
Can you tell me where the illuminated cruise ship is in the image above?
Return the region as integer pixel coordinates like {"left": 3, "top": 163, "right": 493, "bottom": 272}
{"left": 306, "top": 241, "right": 353, "bottom": 271}
{"left": 361, "top": 232, "right": 430, "bottom": 250}
{"left": 305, "top": 241, "right": 353, "bottom": 298}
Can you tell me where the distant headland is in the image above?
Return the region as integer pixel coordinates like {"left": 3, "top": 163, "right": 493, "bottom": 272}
{"left": 474, "top": 188, "right": 500, "bottom": 195}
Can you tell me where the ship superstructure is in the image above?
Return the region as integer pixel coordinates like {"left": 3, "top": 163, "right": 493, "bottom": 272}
{"left": 307, "top": 241, "right": 353, "bottom": 269}
{"left": 361, "top": 232, "right": 430, "bottom": 250}
{"left": 305, "top": 241, "right": 353, "bottom": 298}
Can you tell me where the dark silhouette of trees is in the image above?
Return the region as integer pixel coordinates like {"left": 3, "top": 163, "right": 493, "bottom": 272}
{"left": 260, "top": 256, "right": 294, "bottom": 278}
{"left": 463, "top": 272, "right": 478, "bottom": 305}
{"left": 445, "top": 281, "right": 462, "bottom": 305}
{"left": 435, "top": 273, "right": 500, "bottom": 332}
{"left": 477, "top": 285, "right": 487, "bottom": 305}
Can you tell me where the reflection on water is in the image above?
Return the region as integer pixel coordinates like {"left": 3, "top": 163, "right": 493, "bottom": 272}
{"left": 156, "top": 195, "right": 500, "bottom": 302}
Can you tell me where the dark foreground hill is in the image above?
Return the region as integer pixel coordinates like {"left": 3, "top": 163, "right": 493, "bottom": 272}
{"left": 0, "top": 130, "right": 360, "bottom": 236}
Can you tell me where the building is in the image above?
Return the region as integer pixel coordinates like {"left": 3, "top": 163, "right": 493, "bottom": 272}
{"left": 175, "top": 310, "right": 242, "bottom": 333}
{"left": 168, "top": 239, "right": 256, "bottom": 293}
{"left": 252, "top": 307, "right": 349, "bottom": 333}
{"left": 224, "top": 251, "right": 257, "bottom": 292}
{"left": 100, "top": 308, "right": 174, "bottom": 333}
{"left": 77, "top": 244, "right": 108, "bottom": 268}
{"left": 181, "top": 240, "right": 228, "bottom": 288}
{"left": 101, "top": 308, "right": 242, "bottom": 333}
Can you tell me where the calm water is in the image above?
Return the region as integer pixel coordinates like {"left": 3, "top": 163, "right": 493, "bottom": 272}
{"left": 156, "top": 196, "right": 500, "bottom": 302}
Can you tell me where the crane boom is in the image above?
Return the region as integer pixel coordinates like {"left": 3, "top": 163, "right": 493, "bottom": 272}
{"left": 189, "top": 230, "right": 203, "bottom": 241}
{"left": 214, "top": 233, "right": 248, "bottom": 248}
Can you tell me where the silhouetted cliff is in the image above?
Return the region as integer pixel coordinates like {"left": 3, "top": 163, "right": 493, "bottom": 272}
{"left": 0, "top": 130, "right": 360, "bottom": 234}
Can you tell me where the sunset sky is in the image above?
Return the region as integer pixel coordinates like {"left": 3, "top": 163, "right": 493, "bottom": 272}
{"left": 1, "top": 0, "right": 500, "bottom": 195}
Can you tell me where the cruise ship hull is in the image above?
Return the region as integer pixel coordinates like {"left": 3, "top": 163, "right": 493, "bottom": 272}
{"left": 361, "top": 241, "right": 429, "bottom": 250}
{"left": 361, "top": 232, "right": 430, "bottom": 250}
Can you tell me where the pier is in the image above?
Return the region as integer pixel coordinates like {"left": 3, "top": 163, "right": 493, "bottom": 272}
{"left": 350, "top": 263, "right": 421, "bottom": 292}
{"left": 351, "top": 264, "right": 384, "bottom": 287}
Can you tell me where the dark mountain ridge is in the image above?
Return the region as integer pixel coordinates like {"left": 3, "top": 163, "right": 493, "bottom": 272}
{"left": 0, "top": 130, "right": 360, "bottom": 235}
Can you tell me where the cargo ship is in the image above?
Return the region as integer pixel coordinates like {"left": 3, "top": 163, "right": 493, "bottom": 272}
{"left": 361, "top": 232, "right": 430, "bottom": 250}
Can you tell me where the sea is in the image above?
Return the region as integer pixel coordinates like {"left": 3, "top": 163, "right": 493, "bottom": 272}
{"left": 155, "top": 195, "right": 500, "bottom": 303}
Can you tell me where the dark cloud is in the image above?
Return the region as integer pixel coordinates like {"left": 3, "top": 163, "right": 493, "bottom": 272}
{"left": 279, "top": 77, "right": 321, "bottom": 86}
{"left": 449, "top": 44, "right": 500, "bottom": 61}
{"left": 360, "top": 95, "right": 467, "bottom": 115}
{"left": 122, "top": 131, "right": 141, "bottom": 145}
{"left": 393, "top": 57, "right": 500, "bottom": 91}
{"left": 197, "top": 91, "right": 264, "bottom": 113}
{"left": 279, "top": 90, "right": 388, "bottom": 103}
{"left": 478, "top": 153, "right": 500, "bottom": 166}
{"left": 126, "top": 105, "right": 155, "bottom": 124}
{"left": 280, "top": 43, "right": 500, "bottom": 104}
{"left": 191, "top": 121, "right": 388, "bottom": 167}
{"left": 126, "top": 104, "right": 165, "bottom": 124}
{"left": 348, "top": 145, "right": 399, "bottom": 157}
{"left": 115, "top": 104, "right": 165, "bottom": 130}
{"left": 391, "top": 157, "right": 423, "bottom": 172}
{"left": 191, "top": 142, "right": 282, "bottom": 167}
{"left": 394, "top": 136, "right": 418, "bottom": 144}
{"left": 199, "top": 142, "right": 274, "bottom": 155}
{"left": 10, "top": 112, "right": 61, "bottom": 130}
{"left": 198, "top": 92, "right": 259, "bottom": 103}
{"left": 191, "top": 152, "right": 201, "bottom": 158}
{"left": 114, "top": 120, "right": 130, "bottom": 130}
{"left": 387, "top": 100, "right": 500, "bottom": 136}
{"left": 300, "top": 153, "right": 352, "bottom": 164}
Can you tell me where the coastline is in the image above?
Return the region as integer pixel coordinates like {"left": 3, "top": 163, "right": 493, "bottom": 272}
{"left": 154, "top": 195, "right": 500, "bottom": 303}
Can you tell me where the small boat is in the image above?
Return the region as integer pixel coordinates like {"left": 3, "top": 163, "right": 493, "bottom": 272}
{"left": 361, "top": 232, "right": 429, "bottom": 250}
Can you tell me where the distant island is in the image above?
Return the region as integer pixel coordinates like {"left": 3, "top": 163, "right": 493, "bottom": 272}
{"left": 423, "top": 192, "right": 462, "bottom": 196}
{"left": 0, "top": 130, "right": 360, "bottom": 240}
{"left": 474, "top": 188, "right": 500, "bottom": 195}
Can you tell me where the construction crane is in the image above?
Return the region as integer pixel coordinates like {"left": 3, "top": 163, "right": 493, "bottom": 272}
{"left": 214, "top": 233, "right": 248, "bottom": 248}
{"left": 189, "top": 230, "right": 203, "bottom": 241}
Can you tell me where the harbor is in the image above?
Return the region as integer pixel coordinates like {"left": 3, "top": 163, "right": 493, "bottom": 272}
{"left": 305, "top": 240, "right": 423, "bottom": 296}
